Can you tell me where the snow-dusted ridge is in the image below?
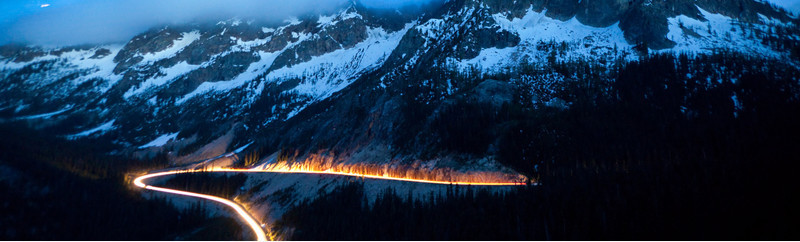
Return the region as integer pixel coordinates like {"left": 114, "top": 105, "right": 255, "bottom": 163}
{"left": 138, "top": 31, "right": 201, "bottom": 64}
{"left": 1, "top": 46, "right": 124, "bottom": 93}
{"left": 270, "top": 24, "right": 413, "bottom": 100}
{"left": 663, "top": 5, "right": 792, "bottom": 58}
{"left": 447, "top": 7, "right": 633, "bottom": 74}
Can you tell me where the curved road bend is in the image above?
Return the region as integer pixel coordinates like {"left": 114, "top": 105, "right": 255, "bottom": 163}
{"left": 134, "top": 171, "right": 271, "bottom": 241}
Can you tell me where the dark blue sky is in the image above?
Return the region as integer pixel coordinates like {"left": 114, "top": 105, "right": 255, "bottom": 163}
{"left": 1, "top": 0, "right": 797, "bottom": 46}
{"left": 0, "top": 0, "right": 437, "bottom": 46}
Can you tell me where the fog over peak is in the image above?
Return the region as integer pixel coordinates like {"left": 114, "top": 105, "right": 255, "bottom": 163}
{"left": 0, "top": 0, "right": 438, "bottom": 47}
{"left": 763, "top": 0, "right": 800, "bottom": 14}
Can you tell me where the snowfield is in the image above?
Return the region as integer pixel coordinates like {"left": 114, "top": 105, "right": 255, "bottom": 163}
{"left": 663, "top": 5, "right": 788, "bottom": 58}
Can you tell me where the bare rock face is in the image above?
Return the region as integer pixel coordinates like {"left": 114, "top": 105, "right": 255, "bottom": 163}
{"left": 542, "top": 0, "right": 582, "bottom": 21}
{"left": 576, "top": 0, "right": 629, "bottom": 27}
{"left": 453, "top": 1, "right": 521, "bottom": 59}
{"left": 468, "top": 79, "right": 514, "bottom": 107}
{"left": 0, "top": 44, "right": 47, "bottom": 63}
{"left": 697, "top": 0, "right": 794, "bottom": 22}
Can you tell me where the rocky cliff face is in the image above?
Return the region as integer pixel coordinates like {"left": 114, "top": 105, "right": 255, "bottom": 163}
{"left": 1, "top": 0, "right": 798, "bottom": 171}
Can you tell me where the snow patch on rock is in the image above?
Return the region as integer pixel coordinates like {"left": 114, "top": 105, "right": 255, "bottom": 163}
{"left": 139, "top": 132, "right": 180, "bottom": 149}
{"left": 67, "top": 120, "right": 116, "bottom": 139}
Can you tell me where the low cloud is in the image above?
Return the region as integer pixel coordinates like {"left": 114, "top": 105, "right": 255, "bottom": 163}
{"left": 763, "top": 0, "right": 800, "bottom": 14}
{"left": 1, "top": 0, "right": 438, "bottom": 46}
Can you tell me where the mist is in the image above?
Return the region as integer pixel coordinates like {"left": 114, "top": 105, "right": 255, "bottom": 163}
{"left": 0, "top": 0, "right": 438, "bottom": 47}
{"left": 764, "top": 0, "right": 800, "bottom": 14}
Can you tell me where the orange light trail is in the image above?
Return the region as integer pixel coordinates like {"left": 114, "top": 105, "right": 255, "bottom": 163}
{"left": 211, "top": 168, "right": 526, "bottom": 186}
{"left": 246, "top": 155, "right": 529, "bottom": 186}
{"left": 134, "top": 171, "right": 272, "bottom": 241}
{"left": 134, "top": 161, "right": 527, "bottom": 241}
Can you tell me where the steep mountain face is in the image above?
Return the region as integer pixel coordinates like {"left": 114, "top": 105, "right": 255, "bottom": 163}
{"left": 1, "top": 0, "right": 798, "bottom": 172}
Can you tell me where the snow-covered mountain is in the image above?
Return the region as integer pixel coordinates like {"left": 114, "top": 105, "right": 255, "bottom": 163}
{"left": 1, "top": 0, "right": 798, "bottom": 171}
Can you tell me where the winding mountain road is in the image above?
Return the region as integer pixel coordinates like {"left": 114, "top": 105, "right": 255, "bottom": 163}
{"left": 133, "top": 167, "right": 525, "bottom": 241}
{"left": 134, "top": 171, "right": 272, "bottom": 241}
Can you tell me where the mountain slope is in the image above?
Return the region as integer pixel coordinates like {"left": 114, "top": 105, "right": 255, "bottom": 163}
{"left": 1, "top": 0, "right": 798, "bottom": 173}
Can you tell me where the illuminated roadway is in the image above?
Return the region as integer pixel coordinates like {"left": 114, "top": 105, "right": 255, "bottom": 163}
{"left": 134, "top": 171, "right": 272, "bottom": 241}
{"left": 133, "top": 167, "right": 526, "bottom": 241}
